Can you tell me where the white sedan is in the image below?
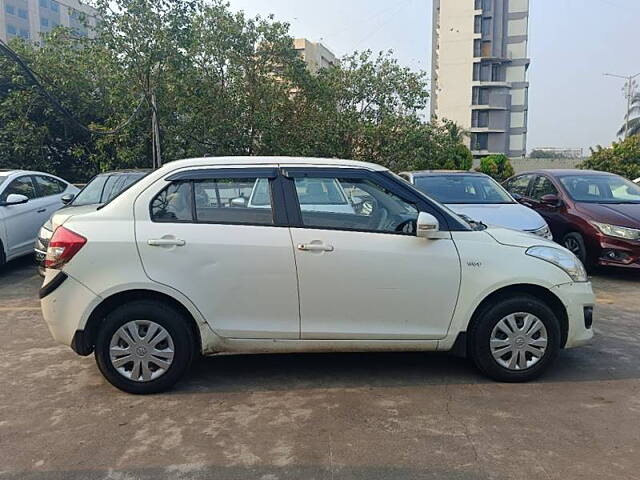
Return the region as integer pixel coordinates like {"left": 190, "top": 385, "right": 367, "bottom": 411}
{"left": 634, "top": 177, "right": 640, "bottom": 184}
{"left": 0, "top": 170, "right": 78, "bottom": 266}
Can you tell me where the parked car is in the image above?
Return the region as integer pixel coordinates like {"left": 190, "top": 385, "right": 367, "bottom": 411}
{"left": 0, "top": 170, "right": 78, "bottom": 268}
{"left": 503, "top": 169, "right": 640, "bottom": 269}
{"left": 40, "top": 157, "right": 594, "bottom": 394}
{"left": 634, "top": 177, "right": 640, "bottom": 185}
{"left": 399, "top": 170, "right": 552, "bottom": 239}
{"left": 35, "top": 170, "right": 150, "bottom": 275}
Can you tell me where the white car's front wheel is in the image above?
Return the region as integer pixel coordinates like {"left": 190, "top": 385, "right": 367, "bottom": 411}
{"left": 469, "top": 295, "right": 561, "bottom": 382}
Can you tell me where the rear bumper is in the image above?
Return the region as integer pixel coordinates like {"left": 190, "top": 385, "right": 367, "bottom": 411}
{"left": 41, "top": 273, "right": 100, "bottom": 348}
{"left": 551, "top": 281, "right": 595, "bottom": 348}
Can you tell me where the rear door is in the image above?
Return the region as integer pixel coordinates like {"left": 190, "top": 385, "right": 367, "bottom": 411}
{"left": 32, "top": 174, "right": 69, "bottom": 224}
{"left": 0, "top": 176, "right": 40, "bottom": 256}
{"left": 284, "top": 167, "right": 461, "bottom": 340}
{"left": 134, "top": 167, "right": 300, "bottom": 339}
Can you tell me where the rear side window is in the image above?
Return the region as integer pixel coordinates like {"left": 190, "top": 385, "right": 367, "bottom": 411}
{"left": 34, "top": 175, "right": 67, "bottom": 197}
{"left": 151, "top": 181, "right": 193, "bottom": 222}
{"left": 529, "top": 176, "right": 558, "bottom": 200}
{"left": 150, "top": 176, "right": 274, "bottom": 225}
{"left": 72, "top": 175, "right": 108, "bottom": 206}
{"left": 0, "top": 176, "right": 37, "bottom": 201}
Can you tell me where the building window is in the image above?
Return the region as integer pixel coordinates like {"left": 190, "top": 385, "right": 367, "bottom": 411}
{"left": 473, "top": 63, "right": 481, "bottom": 81}
{"left": 506, "top": 65, "right": 526, "bottom": 82}
{"left": 508, "top": 0, "right": 528, "bottom": 13}
{"left": 19, "top": 29, "right": 29, "bottom": 39}
{"left": 481, "top": 41, "right": 492, "bottom": 57}
{"left": 472, "top": 87, "right": 490, "bottom": 105}
{"left": 508, "top": 17, "right": 528, "bottom": 36}
{"left": 50, "top": 1, "right": 59, "bottom": 12}
{"left": 474, "top": 39, "right": 481, "bottom": 57}
{"left": 39, "top": 0, "right": 48, "bottom": 7}
{"left": 5, "top": 4, "right": 15, "bottom": 15}
{"left": 473, "top": 110, "right": 489, "bottom": 128}
{"left": 510, "top": 111, "right": 525, "bottom": 129}
{"left": 474, "top": 15, "right": 482, "bottom": 34}
{"left": 40, "top": 17, "right": 49, "bottom": 27}
{"left": 510, "top": 134, "right": 524, "bottom": 151}
{"left": 507, "top": 41, "right": 527, "bottom": 59}
{"left": 511, "top": 88, "right": 526, "bottom": 106}
{"left": 483, "top": 0, "right": 493, "bottom": 11}
{"left": 18, "top": 8, "right": 28, "bottom": 19}
{"left": 491, "top": 64, "right": 503, "bottom": 81}
{"left": 473, "top": 133, "right": 489, "bottom": 151}
{"left": 7, "top": 24, "right": 17, "bottom": 35}
{"left": 475, "top": 0, "right": 483, "bottom": 9}
{"left": 482, "top": 18, "right": 491, "bottom": 36}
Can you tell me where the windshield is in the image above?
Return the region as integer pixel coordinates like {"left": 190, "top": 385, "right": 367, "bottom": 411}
{"left": 559, "top": 174, "right": 640, "bottom": 204}
{"left": 73, "top": 172, "right": 147, "bottom": 206}
{"left": 414, "top": 175, "right": 514, "bottom": 204}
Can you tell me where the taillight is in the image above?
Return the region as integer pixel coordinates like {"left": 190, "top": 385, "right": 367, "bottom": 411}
{"left": 45, "top": 226, "right": 87, "bottom": 269}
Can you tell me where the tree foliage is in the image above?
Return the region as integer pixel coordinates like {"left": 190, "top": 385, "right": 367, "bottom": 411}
{"left": 476, "top": 154, "right": 515, "bottom": 181}
{"left": 618, "top": 92, "right": 640, "bottom": 139}
{"left": 0, "top": 0, "right": 471, "bottom": 182}
{"left": 579, "top": 135, "right": 640, "bottom": 180}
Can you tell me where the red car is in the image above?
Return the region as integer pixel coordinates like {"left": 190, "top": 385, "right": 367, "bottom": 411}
{"left": 503, "top": 169, "right": 640, "bottom": 269}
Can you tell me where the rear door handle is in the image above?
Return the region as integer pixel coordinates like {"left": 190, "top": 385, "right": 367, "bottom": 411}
{"left": 297, "top": 242, "right": 334, "bottom": 252}
{"left": 148, "top": 238, "right": 186, "bottom": 247}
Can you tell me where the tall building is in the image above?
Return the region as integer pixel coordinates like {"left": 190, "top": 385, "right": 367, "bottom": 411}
{"left": 431, "top": 0, "right": 530, "bottom": 158}
{"left": 0, "top": 0, "right": 98, "bottom": 44}
{"left": 294, "top": 38, "right": 337, "bottom": 74}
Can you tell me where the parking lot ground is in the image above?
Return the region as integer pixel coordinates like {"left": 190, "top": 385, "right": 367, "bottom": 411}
{"left": 1, "top": 257, "right": 640, "bottom": 480}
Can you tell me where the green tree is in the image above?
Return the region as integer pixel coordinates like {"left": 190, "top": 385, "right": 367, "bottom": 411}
{"left": 476, "top": 154, "right": 515, "bottom": 181}
{"left": 618, "top": 92, "right": 640, "bottom": 139}
{"left": 579, "top": 135, "right": 640, "bottom": 179}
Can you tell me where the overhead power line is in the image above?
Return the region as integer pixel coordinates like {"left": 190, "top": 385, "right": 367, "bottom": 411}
{"left": 0, "top": 38, "right": 145, "bottom": 136}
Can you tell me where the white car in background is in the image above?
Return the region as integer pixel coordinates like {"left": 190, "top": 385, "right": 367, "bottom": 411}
{"left": 634, "top": 177, "right": 640, "bottom": 185}
{"left": 0, "top": 170, "right": 78, "bottom": 267}
{"left": 400, "top": 170, "right": 553, "bottom": 239}
{"left": 39, "top": 157, "right": 594, "bottom": 394}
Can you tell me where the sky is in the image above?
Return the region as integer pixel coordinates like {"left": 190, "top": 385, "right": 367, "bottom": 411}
{"left": 227, "top": 0, "right": 640, "bottom": 154}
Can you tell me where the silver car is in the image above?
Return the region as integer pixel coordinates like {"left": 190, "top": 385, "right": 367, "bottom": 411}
{"left": 399, "top": 170, "right": 553, "bottom": 239}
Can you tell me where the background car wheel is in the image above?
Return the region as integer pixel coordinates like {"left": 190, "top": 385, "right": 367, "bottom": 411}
{"left": 95, "top": 300, "right": 195, "bottom": 394}
{"left": 468, "top": 295, "right": 561, "bottom": 382}
{"left": 562, "top": 232, "right": 587, "bottom": 266}
{"left": 0, "top": 241, "right": 5, "bottom": 268}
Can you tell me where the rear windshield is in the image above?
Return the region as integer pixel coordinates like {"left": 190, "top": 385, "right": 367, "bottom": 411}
{"left": 414, "top": 175, "right": 514, "bottom": 204}
{"left": 73, "top": 172, "right": 147, "bottom": 206}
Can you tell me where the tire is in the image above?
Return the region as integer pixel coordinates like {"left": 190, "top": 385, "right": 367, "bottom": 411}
{"left": 562, "top": 232, "right": 588, "bottom": 267}
{"left": 95, "top": 300, "right": 196, "bottom": 394}
{"left": 0, "top": 242, "right": 5, "bottom": 269}
{"left": 468, "top": 295, "right": 561, "bottom": 382}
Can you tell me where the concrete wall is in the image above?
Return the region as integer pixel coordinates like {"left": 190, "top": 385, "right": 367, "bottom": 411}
{"left": 472, "top": 157, "right": 584, "bottom": 172}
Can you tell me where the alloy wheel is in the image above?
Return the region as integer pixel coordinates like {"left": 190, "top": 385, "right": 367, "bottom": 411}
{"left": 490, "top": 312, "right": 548, "bottom": 371}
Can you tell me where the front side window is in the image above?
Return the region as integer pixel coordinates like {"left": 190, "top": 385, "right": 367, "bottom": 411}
{"left": 529, "top": 176, "right": 558, "bottom": 201}
{"left": 559, "top": 174, "right": 640, "bottom": 204}
{"left": 293, "top": 176, "right": 419, "bottom": 234}
{"left": 414, "top": 175, "right": 514, "bottom": 205}
{"left": 0, "top": 176, "right": 36, "bottom": 201}
{"left": 504, "top": 174, "right": 533, "bottom": 197}
{"left": 34, "top": 175, "right": 66, "bottom": 197}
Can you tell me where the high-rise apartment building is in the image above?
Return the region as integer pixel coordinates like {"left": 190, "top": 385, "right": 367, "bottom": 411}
{"left": 0, "top": 0, "right": 97, "bottom": 44}
{"left": 294, "top": 38, "right": 337, "bottom": 74}
{"left": 431, "top": 0, "right": 530, "bottom": 157}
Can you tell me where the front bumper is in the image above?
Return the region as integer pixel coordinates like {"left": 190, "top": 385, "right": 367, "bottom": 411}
{"left": 551, "top": 281, "right": 595, "bottom": 348}
{"left": 593, "top": 234, "right": 640, "bottom": 269}
{"left": 41, "top": 272, "right": 99, "bottom": 348}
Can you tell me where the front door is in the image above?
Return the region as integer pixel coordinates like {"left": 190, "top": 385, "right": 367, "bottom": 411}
{"left": 134, "top": 167, "right": 300, "bottom": 339}
{"left": 527, "top": 175, "right": 566, "bottom": 238}
{"left": 284, "top": 168, "right": 461, "bottom": 340}
{"left": 0, "top": 175, "right": 40, "bottom": 256}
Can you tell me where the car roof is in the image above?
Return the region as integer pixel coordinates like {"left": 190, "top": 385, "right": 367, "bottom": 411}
{"left": 515, "top": 169, "right": 616, "bottom": 177}
{"left": 0, "top": 169, "right": 63, "bottom": 177}
{"left": 405, "top": 170, "right": 483, "bottom": 177}
{"left": 163, "top": 156, "right": 387, "bottom": 171}
{"left": 95, "top": 169, "right": 151, "bottom": 176}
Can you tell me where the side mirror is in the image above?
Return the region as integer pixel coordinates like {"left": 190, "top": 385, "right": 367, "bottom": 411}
{"left": 512, "top": 193, "right": 524, "bottom": 202}
{"left": 416, "top": 212, "right": 446, "bottom": 239}
{"left": 2, "top": 194, "right": 29, "bottom": 206}
{"left": 540, "top": 194, "right": 561, "bottom": 207}
{"left": 350, "top": 196, "right": 363, "bottom": 206}
{"left": 61, "top": 193, "right": 75, "bottom": 205}
{"left": 230, "top": 196, "right": 247, "bottom": 208}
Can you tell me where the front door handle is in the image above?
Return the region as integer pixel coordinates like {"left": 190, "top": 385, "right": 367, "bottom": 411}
{"left": 297, "top": 242, "right": 334, "bottom": 252}
{"left": 37, "top": 208, "right": 46, "bottom": 213}
{"left": 148, "top": 238, "right": 186, "bottom": 247}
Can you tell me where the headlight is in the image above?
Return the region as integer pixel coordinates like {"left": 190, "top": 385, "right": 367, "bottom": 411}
{"left": 591, "top": 221, "right": 640, "bottom": 241}
{"left": 530, "top": 225, "right": 553, "bottom": 240}
{"left": 526, "top": 246, "right": 588, "bottom": 282}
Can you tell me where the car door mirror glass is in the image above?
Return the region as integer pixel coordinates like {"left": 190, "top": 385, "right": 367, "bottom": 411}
{"left": 512, "top": 193, "right": 523, "bottom": 202}
{"left": 3, "top": 193, "right": 29, "bottom": 205}
{"left": 540, "top": 194, "right": 561, "bottom": 206}
{"left": 230, "top": 196, "right": 248, "bottom": 208}
{"left": 61, "top": 193, "right": 75, "bottom": 205}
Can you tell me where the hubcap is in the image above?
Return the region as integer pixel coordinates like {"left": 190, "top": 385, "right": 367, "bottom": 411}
{"left": 490, "top": 312, "right": 548, "bottom": 371}
{"left": 564, "top": 238, "right": 581, "bottom": 256}
{"left": 109, "top": 320, "right": 175, "bottom": 382}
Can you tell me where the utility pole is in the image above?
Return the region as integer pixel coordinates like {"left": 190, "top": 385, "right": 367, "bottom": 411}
{"left": 604, "top": 72, "right": 640, "bottom": 139}
{"left": 150, "top": 91, "right": 162, "bottom": 169}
